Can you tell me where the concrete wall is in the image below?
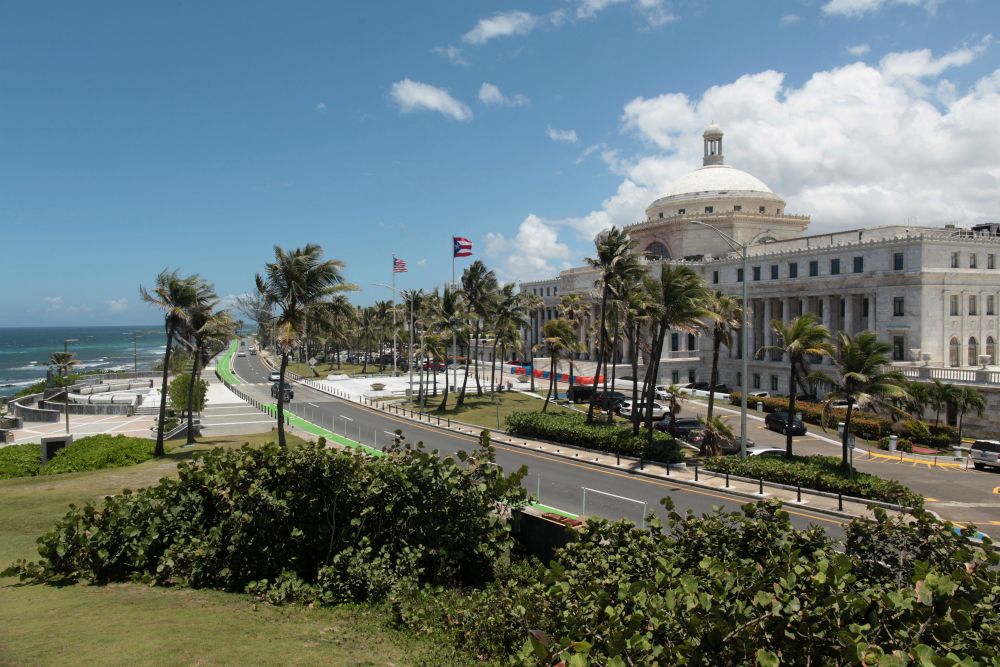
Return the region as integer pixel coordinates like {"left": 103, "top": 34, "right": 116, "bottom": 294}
{"left": 11, "top": 393, "right": 61, "bottom": 423}
{"left": 39, "top": 400, "right": 134, "bottom": 416}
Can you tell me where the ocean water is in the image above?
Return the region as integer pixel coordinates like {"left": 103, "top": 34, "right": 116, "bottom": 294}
{"left": 0, "top": 326, "right": 167, "bottom": 397}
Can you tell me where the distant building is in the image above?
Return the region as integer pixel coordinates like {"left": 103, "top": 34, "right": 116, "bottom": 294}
{"left": 522, "top": 123, "right": 1000, "bottom": 431}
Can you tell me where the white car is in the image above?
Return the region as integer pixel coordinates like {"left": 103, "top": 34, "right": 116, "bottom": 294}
{"left": 620, "top": 400, "right": 669, "bottom": 420}
{"left": 268, "top": 370, "right": 282, "bottom": 382}
{"left": 746, "top": 447, "right": 786, "bottom": 458}
{"left": 237, "top": 351, "right": 246, "bottom": 357}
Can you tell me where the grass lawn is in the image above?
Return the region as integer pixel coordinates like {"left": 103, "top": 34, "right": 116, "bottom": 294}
{"left": 285, "top": 361, "right": 380, "bottom": 378}
{"left": 402, "top": 389, "right": 579, "bottom": 430}
{"left": 0, "top": 432, "right": 452, "bottom": 666}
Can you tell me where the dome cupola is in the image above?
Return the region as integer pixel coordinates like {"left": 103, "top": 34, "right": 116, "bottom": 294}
{"left": 703, "top": 122, "right": 724, "bottom": 166}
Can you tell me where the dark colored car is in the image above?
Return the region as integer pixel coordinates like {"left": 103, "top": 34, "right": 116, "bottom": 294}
{"left": 765, "top": 411, "right": 807, "bottom": 435}
{"left": 567, "top": 384, "right": 595, "bottom": 404}
{"left": 270, "top": 382, "right": 295, "bottom": 401}
{"left": 654, "top": 417, "right": 702, "bottom": 437}
{"left": 594, "top": 391, "right": 627, "bottom": 410}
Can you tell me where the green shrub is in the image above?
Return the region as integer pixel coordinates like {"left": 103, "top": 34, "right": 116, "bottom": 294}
{"left": 902, "top": 419, "right": 931, "bottom": 442}
{"left": 41, "top": 435, "right": 154, "bottom": 475}
{"left": 505, "top": 411, "right": 682, "bottom": 464}
{"left": 877, "top": 436, "right": 914, "bottom": 453}
{"left": 168, "top": 373, "right": 207, "bottom": 414}
{"left": 0, "top": 443, "right": 42, "bottom": 479}
{"left": 703, "top": 454, "right": 922, "bottom": 508}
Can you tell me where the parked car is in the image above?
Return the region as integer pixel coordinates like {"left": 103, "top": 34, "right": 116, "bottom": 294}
{"left": 250, "top": 348, "right": 257, "bottom": 356}
{"left": 595, "top": 391, "right": 628, "bottom": 410}
{"left": 268, "top": 370, "right": 282, "bottom": 382}
{"left": 654, "top": 417, "right": 701, "bottom": 438}
{"left": 747, "top": 391, "right": 769, "bottom": 399}
{"left": 621, "top": 401, "right": 669, "bottom": 420}
{"left": 970, "top": 440, "right": 1000, "bottom": 471}
{"left": 746, "top": 447, "right": 786, "bottom": 458}
{"left": 764, "top": 411, "right": 807, "bottom": 435}
{"left": 567, "top": 384, "right": 596, "bottom": 404}
{"left": 270, "top": 382, "right": 294, "bottom": 401}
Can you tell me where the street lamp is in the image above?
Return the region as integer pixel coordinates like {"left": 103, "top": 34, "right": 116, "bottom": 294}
{"left": 61, "top": 339, "right": 78, "bottom": 434}
{"left": 374, "top": 283, "right": 414, "bottom": 397}
{"left": 689, "top": 221, "right": 773, "bottom": 460}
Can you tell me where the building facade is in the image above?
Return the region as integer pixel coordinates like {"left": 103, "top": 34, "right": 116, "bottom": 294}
{"left": 522, "top": 124, "right": 1000, "bottom": 431}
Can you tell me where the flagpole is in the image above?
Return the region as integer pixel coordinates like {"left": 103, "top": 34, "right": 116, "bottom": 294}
{"left": 392, "top": 256, "right": 397, "bottom": 378}
{"left": 452, "top": 239, "right": 457, "bottom": 394}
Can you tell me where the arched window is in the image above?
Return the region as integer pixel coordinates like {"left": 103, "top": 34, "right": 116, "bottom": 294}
{"left": 645, "top": 241, "right": 670, "bottom": 259}
{"left": 987, "top": 337, "right": 996, "bottom": 364}
{"left": 949, "top": 338, "right": 960, "bottom": 367}
{"left": 969, "top": 337, "right": 979, "bottom": 366}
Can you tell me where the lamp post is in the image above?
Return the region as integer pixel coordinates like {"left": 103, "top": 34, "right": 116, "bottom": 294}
{"left": 62, "top": 339, "right": 78, "bottom": 434}
{"left": 124, "top": 331, "right": 142, "bottom": 378}
{"left": 689, "top": 222, "right": 773, "bottom": 460}
{"left": 374, "top": 283, "right": 414, "bottom": 397}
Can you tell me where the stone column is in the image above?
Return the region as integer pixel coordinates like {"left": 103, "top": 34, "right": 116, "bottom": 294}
{"left": 843, "top": 294, "right": 854, "bottom": 336}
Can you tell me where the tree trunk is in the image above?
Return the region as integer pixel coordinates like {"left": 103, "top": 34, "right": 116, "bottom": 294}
{"left": 608, "top": 330, "right": 619, "bottom": 424}
{"left": 643, "top": 325, "right": 667, "bottom": 437}
{"left": 499, "top": 345, "right": 506, "bottom": 392}
{"left": 586, "top": 289, "right": 609, "bottom": 423}
{"left": 154, "top": 326, "right": 174, "bottom": 457}
{"left": 706, "top": 332, "right": 721, "bottom": 423}
{"left": 543, "top": 352, "right": 556, "bottom": 412}
{"left": 631, "top": 323, "right": 641, "bottom": 437}
{"left": 186, "top": 340, "right": 202, "bottom": 445}
{"left": 456, "top": 344, "right": 470, "bottom": 408}
{"left": 785, "top": 362, "right": 797, "bottom": 459}
{"left": 473, "top": 321, "right": 482, "bottom": 395}
{"left": 841, "top": 399, "right": 854, "bottom": 473}
{"left": 490, "top": 337, "right": 499, "bottom": 397}
{"left": 277, "top": 349, "right": 290, "bottom": 447}
{"left": 528, "top": 317, "right": 537, "bottom": 393}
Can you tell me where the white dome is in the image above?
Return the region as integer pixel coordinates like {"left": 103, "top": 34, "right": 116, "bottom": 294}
{"left": 702, "top": 123, "right": 724, "bottom": 138}
{"left": 659, "top": 165, "right": 774, "bottom": 199}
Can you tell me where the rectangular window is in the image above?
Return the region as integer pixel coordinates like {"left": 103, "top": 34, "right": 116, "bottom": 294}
{"left": 759, "top": 206, "right": 766, "bottom": 213}
{"left": 658, "top": 212, "right": 663, "bottom": 218}
{"left": 671, "top": 370, "right": 680, "bottom": 385}
{"left": 671, "top": 333, "right": 679, "bottom": 352}
{"left": 971, "top": 254, "right": 978, "bottom": 269}
{"left": 752, "top": 373, "right": 761, "bottom": 389}
{"left": 737, "top": 268, "right": 744, "bottom": 282}
{"left": 705, "top": 206, "right": 714, "bottom": 214}
{"left": 734, "top": 205, "right": 742, "bottom": 212}
{"left": 893, "top": 297, "right": 904, "bottom": 316}
{"left": 736, "top": 371, "right": 743, "bottom": 387}
{"left": 853, "top": 256, "right": 864, "bottom": 273}
{"left": 809, "top": 260, "right": 818, "bottom": 277}
{"left": 831, "top": 258, "right": 841, "bottom": 275}
{"left": 893, "top": 336, "right": 905, "bottom": 362}
{"left": 771, "top": 264, "right": 779, "bottom": 279}
{"left": 770, "top": 375, "right": 779, "bottom": 391}
{"left": 893, "top": 252, "right": 904, "bottom": 271}
{"left": 990, "top": 254, "right": 996, "bottom": 270}
{"left": 688, "top": 369, "right": 696, "bottom": 384}
{"left": 752, "top": 266, "right": 761, "bottom": 281}
{"left": 688, "top": 333, "right": 697, "bottom": 350}
{"left": 862, "top": 298, "right": 870, "bottom": 317}
{"left": 950, "top": 295, "right": 960, "bottom": 316}
{"left": 951, "top": 252, "right": 960, "bottom": 269}
{"left": 712, "top": 270, "right": 719, "bottom": 284}
{"left": 789, "top": 262, "right": 798, "bottom": 278}
{"left": 678, "top": 208, "right": 685, "bottom": 215}
{"left": 988, "top": 295, "right": 995, "bottom": 316}
{"left": 969, "top": 295, "right": 978, "bottom": 316}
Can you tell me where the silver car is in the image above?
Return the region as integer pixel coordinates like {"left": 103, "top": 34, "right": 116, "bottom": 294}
{"left": 970, "top": 440, "right": 1000, "bottom": 471}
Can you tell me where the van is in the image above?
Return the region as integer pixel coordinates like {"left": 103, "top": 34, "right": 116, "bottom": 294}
{"left": 567, "top": 385, "right": 595, "bottom": 404}
{"left": 970, "top": 440, "right": 1000, "bottom": 471}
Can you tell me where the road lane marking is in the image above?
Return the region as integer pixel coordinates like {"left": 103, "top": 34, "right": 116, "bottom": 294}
{"left": 994, "top": 486, "right": 1000, "bottom": 495}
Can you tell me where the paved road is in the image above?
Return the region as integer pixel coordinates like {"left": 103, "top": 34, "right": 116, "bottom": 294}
{"left": 230, "top": 342, "right": 848, "bottom": 537}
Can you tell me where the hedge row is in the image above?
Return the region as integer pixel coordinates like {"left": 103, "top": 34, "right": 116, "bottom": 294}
{"left": 0, "top": 435, "right": 154, "bottom": 480}
{"left": 505, "top": 411, "right": 683, "bottom": 464}
{"left": 731, "top": 392, "right": 957, "bottom": 449}
{"left": 703, "top": 454, "right": 923, "bottom": 508}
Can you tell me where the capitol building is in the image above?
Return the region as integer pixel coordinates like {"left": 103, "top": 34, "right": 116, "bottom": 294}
{"left": 522, "top": 123, "right": 1000, "bottom": 431}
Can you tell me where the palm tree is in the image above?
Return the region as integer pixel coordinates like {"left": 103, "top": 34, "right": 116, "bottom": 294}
{"left": 434, "top": 286, "right": 465, "bottom": 410}
{"left": 489, "top": 284, "right": 522, "bottom": 395}
{"left": 762, "top": 313, "right": 834, "bottom": 459}
{"left": 624, "top": 276, "right": 659, "bottom": 436}
{"left": 953, "top": 385, "right": 986, "bottom": 445}
{"left": 358, "top": 307, "right": 378, "bottom": 374}
{"left": 815, "top": 331, "right": 909, "bottom": 472}
{"left": 520, "top": 290, "right": 544, "bottom": 393}
{"left": 183, "top": 295, "right": 236, "bottom": 444}
{"left": 928, "top": 379, "right": 960, "bottom": 428}
{"left": 457, "top": 261, "right": 498, "bottom": 406}
{"left": 141, "top": 269, "right": 202, "bottom": 457}
{"left": 539, "top": 319, "right": 582, "bottom": 412}
{"left": 701, "top": 291, "right": 742, "bottom": 451}
{"left": 641, "top": 265, "right": 710, "bottom": 437}
{"left": 558, "top": 292, "right": 588, "bottom": 386}
{"left": 256, "top": 244, "right": 346, "bottom": 447}
{"left": 584, "top": 227, "right": 645, "bottom": 423}
{"left": 903, "top": 380, "right": 930, "bottom": 420}
{"left": 48, "top": 351, "right": 79, "bottom": 435}
{"left": 699, "top": 414, "right": 735, "bottom": 457}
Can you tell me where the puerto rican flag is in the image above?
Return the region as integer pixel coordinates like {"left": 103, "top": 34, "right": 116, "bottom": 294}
{"left": 392, "top": 256, "right": 407, "bottom": 273}
{"left": 453, "top": 236, "right": 473, "bottom": 257}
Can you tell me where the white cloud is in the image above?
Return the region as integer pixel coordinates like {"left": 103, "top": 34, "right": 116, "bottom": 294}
{"left": 432, "top": 45, "right": 468, "bottom": 66}
{"left": 43, "top": 296, "right": 64, "bottom": 311}
{"left": 314, "top": 102, "right": 327, "bottom": 113}
{"left": 546, "top": 125, "right": 579, "bottom": 143}
{"left": 416, "top": 258, "right": 428, "bottom": 267}
{"left": 462, "top": 11, "right": 537, "bottom": 45}
{"left": 879, "top": 40, "right": 988, "bottom": 80}
{"left": 846, "top": 43, "right": 871, "bottom": 57}
{"left": 478, "top": 82, "right": 529, "bottom": 107}
{"left": 389, "top": 79, "right": 473, "bottom": 122}
{"left": 105, "top": 298, "right": 128, "bottom": 313}
{"left": 576, "top": 143, "right": 607, "bottom": 164}
{"left": 779, "top": 14, "right": 800, "bottom": 25}
{"left": 484, "top": 215, "right": 573, "bottom": 281}
{"left": 822, "top": 0, "right": 940, "bottom": 18}
{"left": 577, "top": 0, "right": 677, "bottom": 27}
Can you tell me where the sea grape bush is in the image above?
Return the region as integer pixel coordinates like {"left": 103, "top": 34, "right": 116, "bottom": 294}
{"left": 0, "top": 435, "right": 153, "bottom": 479}
{"left": 8, "top": 438, "right": 527, "bottom": 604}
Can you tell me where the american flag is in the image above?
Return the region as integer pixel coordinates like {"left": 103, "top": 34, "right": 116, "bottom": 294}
{"left": 392, "top": 256, "right": 407, "bottom": 273}
{"left": 453, "top": 236, "right": 473, "bottom": 257}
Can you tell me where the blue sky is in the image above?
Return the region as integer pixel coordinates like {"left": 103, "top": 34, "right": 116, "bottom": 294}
{"left": 2, "top": 0, "right": 998, "bottom": 326}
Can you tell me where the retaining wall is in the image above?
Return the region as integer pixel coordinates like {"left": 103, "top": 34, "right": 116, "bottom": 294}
{"left": 39, "top": 400, "right": 134, "bottom": 416}
{"left": 11, "top": 393, "right": 61, "bottom": 423}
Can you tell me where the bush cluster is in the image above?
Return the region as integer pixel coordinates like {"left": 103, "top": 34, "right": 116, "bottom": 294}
{"left": 9, "top": 439, "right": 527, "bottom": 605}
{"left": 731, "top": 393, "right": 957, "bottom": 450}
{"left": 703, "top": 454, "right": 923, "bottom": 508}
{"left": 505, "top": 411, "right": 683, "bottom": 464}
{"left": 0, "top": 435, "right": 155, "bottom": 480}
